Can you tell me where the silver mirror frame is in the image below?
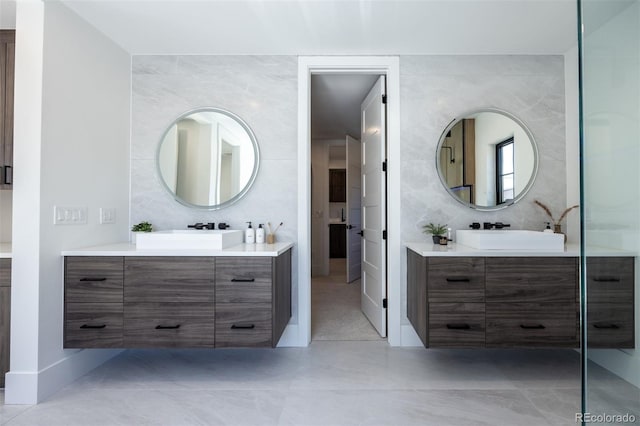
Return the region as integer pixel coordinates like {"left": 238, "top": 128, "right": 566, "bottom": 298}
{"left": 435, "top": 108, "right": 539, "bottom": 211}
{"left": 156, "top": 107, "right": 260, "bottom": 210}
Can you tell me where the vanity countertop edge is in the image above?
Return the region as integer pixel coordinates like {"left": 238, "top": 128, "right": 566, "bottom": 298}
{"left": 405, "top": 242, "right": 636, "bottom": 257}
{"left": 61, "top": 242, "right": 294, "bottom": 257}
{"left": 0, "top": 243, "right": 11, "bottom": 258}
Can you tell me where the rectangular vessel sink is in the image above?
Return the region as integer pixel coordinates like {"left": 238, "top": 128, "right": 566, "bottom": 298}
{"left": 456, "top": 230, "right": 564, "bottom": 251}
{"left": 136, "top": 229, "right": 243, "bottom": 250}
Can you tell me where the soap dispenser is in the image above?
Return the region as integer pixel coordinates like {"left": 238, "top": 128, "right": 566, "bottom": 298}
{"left": 245, "top": 222, "right": 256, "bottom": 244}
{"left": 543, "top": 222, "right": 554, "bottom": 233}
{"left": 256, "top": 224, "right": 265, "bottom": 244}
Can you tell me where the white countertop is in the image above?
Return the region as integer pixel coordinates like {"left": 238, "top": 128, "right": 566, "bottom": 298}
{"left": 0, "top": 242, "right": 11, "bottom": 258}
{"left": 405, "top": 242, "right": 636, "bottom": 257}
{"left": 62, "top": 242, "right": 294, "bottom": 257}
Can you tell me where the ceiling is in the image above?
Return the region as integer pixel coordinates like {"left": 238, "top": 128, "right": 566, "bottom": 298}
{"left": 61, "top": 0, "right": 578, "bottom": 56}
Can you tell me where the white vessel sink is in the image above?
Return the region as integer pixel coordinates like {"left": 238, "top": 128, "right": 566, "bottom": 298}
{"left": 135, "top": 229, "right": 243, "bottom": 250}
{"left": 456, "top": 230, "right": 564, "bottom": 251}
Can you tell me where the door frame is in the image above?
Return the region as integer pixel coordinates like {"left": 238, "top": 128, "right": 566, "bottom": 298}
{"left": 297, "top": 56, "right": 401, "bottom": 346}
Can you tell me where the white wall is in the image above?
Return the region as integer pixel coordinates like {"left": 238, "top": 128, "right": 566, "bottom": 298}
{"left": 581, "top": 0, "right": 640, "bottom": 389}
{"left": 0, "top": 0, "right": 16, "bottom": 29}
{"left": 6, "top": 2, "right": 130, "bottom": 403}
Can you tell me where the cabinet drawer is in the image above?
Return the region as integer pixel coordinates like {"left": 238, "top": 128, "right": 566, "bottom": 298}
{"left": 216, "top": 257, "right": 272, "bottom": 303}
{"left": 427, "top": 257, "right": 485, "bottom": 302}
{"left": 586, "top": 257, "right": 634, "bottom": 303}
{"left": 215, "top": 303, "right": 272, "bottom": 348}
{"left": 587, "top": 303, "right": 634, "bottom": 348}
{"left": 124, "top": 303, "right": 214, "bottom": 348}
{"left": 64, "top": 303, "right": 123, "bottom": 348}
{"left": 428, "top": 303, "right": 485, "bottom": 348}
{"left": 0, "top": 259, "right": 10, "bottom": 287}
{"left": 486, "top": 303, "right": 577, "bottom": 347}
{"left": 65, "top": 257, "right": 123, "bottom": 303}
{"left": 125, "top": 257, "right": 214, "bottom": 303}
{"left": 486, "top": 257, "right": 576, "bottom": 303}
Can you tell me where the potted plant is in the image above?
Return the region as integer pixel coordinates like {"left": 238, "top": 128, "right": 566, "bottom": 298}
{"left": 423, "top": 223, "right": 448, "bottom": 245}
{"left": 131, "top": 221, "right": 153, "bottom": 244}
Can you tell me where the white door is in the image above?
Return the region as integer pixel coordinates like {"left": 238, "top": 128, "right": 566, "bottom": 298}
{"left": 360, "top": 75, "right": 387, "bottom": 337}
{"left": 346, "top": 135, "right": 362, "bottom": 283}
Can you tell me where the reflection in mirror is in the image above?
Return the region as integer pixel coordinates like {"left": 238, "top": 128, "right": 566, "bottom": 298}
{"left": 436, "top": 109, "right": 537, "bottom": 210}
{"left": 157, "top": 108, "right": 259, "bottom": 209}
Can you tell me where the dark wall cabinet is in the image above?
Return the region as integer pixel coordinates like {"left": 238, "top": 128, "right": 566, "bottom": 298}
{"left": 64, "top": 250, "right": 292, "bottom": 349}
{"left": 0, "top": 259, "right": 10, "bottom": 388}
{"left": 329, "top": 169, "right": 346, "bottom": 202}
{"left": 0, "top": 30, "right": 15, "bottom": 189}
{"left": 329, "top": 224, "right": 347, "bottom": 258}
{"left": 407, "top": 250, "right": 635, "bottom": 349}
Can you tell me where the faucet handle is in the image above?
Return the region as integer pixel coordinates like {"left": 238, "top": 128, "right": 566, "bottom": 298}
{"left": 483, "top": 222, "right": 494, "bottom": 230}
{"left": 469, "top": 222, "right": 481, "bottom": 229}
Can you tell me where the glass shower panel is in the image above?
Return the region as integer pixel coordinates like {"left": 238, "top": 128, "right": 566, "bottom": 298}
{"left": 580, "top": 0, "right": 640, "bottom": 422}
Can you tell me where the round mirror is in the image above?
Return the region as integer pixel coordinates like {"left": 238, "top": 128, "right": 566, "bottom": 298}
{"left": 436, "top": 109, "right": 538, "bottom": 211}
{"left": 157, "top": 108, "right": 259, "bottom": 210}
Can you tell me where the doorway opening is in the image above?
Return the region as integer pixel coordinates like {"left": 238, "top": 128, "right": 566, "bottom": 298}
{"left": 309, "top": 73, "right": 387, "bottom": 342}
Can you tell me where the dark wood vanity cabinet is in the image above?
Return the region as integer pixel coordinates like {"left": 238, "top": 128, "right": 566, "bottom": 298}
{"left": 64, "top": 250, "right": 292, "bottom": 349}
{"left": 329, "top": 224, "right": 347, "bottom": 258}
{"left": 585, "top": 257, "right": 635, "bottom": 348}
{"left": 407, "top": 250, "right": 580, "bottom": 348}
{"left": 0, "top": 258, "right": 10, "bottom": 387}
{"left": 0, "top": 30, "right": 15, "bottom": 189}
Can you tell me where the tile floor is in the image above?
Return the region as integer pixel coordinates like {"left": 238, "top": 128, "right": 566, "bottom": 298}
{"left": 311, "top": 259, "right": 383, "bottom": 341}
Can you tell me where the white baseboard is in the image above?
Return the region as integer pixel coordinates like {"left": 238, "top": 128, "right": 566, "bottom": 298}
{"left": 276, "top": 324, "right": 308, "bottom": 347}
{"left": 4, "top": 349, "right": 122, "bottom": 404}
{"left": 400, "top": 324, "right": 424, "bottom": 347}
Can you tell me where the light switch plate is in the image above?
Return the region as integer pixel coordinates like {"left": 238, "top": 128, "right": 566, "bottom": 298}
{"left": 54, "top": 206, "right": 88, "bottom": 225}
{"left": 99, "top": 208, "right": 116, "bottom": 224}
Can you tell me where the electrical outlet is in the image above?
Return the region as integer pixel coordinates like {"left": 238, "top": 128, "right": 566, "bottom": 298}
{"left": 99, "top": 208, "right": 116, "bottom": 224}
{"left": 54, "top": 206, "right": 88, "bottom": 225}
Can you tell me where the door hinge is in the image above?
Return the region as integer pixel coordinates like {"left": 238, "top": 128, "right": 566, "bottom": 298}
{"left": 382, "top": 298, "right": 388, "bottom": 309}
{"left": 382, "top": 230, "right": 387, "bottom": 240}
{"left": 382, "top": 94, "right": 387, "bottom": 104}
{"left": 382, "top": 160, "right": 387, "bottom": 172}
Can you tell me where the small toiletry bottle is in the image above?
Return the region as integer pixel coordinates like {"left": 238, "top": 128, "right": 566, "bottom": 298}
{"left": 245, "top": 222, "right": 255, "bottom": 244}
{"left": 256, "top": 224, "right": 265, "bottom": 244}
{"left": 543, "top": 222, "right": 554, "bottom": 233}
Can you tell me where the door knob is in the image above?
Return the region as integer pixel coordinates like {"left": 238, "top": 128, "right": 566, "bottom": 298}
{"left": 347, "top": 225, "right": 354, "bottom": 229}
{"left": 358, "top": 231, "right": 364, "bottom": 236}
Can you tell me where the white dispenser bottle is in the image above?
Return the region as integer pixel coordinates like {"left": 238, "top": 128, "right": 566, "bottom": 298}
{"left": 256, "top": 224, "right": 265, "bottom": 243}
{"left": 245, "top": 222, "right": 255, "bottom": 244}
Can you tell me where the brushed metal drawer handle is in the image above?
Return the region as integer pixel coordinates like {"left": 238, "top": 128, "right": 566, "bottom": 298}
{"left": 446, "top": 323, "right": 470, "bottom": 330}
{"left": 592, "top": 277, "right": 620, "bottom": 282}
{"left": 80, "top": 324, "right": 106, "bottom": 329}
{"left": 231, "top": 324, "right": 255, "bottom": 329}
{"left": 446, "top": 278, "right": 470, "bottom": 282}
{"left": 231, "top": 278, "right": 255, "bottom": 282}
{"left": 155, "top": 324, "right": 181, "bottom": 329}
{"left": 79, "top": 277, "right": 107, "bottom": 282}
{"left": 593, "top": 323, "right": 620, "bottom": 329}
{"left": 520, "top": 324, "right": 545, "bottom": 330}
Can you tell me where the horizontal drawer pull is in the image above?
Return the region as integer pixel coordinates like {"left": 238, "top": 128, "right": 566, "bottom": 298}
{"left": 79, "top": 277, "right": 107, "bottom": 282}
{"left": 520, "top": 324, "right": 545, "bottom": 330}
{"left": 155, "top": 324, "right": 181, "bottom": 330}
{"left": 593, "top": 323, "right": 620, "bottom": 329}
{"left": 80, "top": 324, "right": 106, "bottom": 329}
{"left": 231, "top": 278, "right": 255, "bottom": 282}
{"left": 231, "top": 324, "right": 255, "bottom": 329}
{"left": 446, "top": 323, "right": 471, "bottom": 330}
{"left": 446, "top": 278, "right": 470, "bottom": 282}
{"left": 592, "top": 277, "right": 620, "bottom": 282}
